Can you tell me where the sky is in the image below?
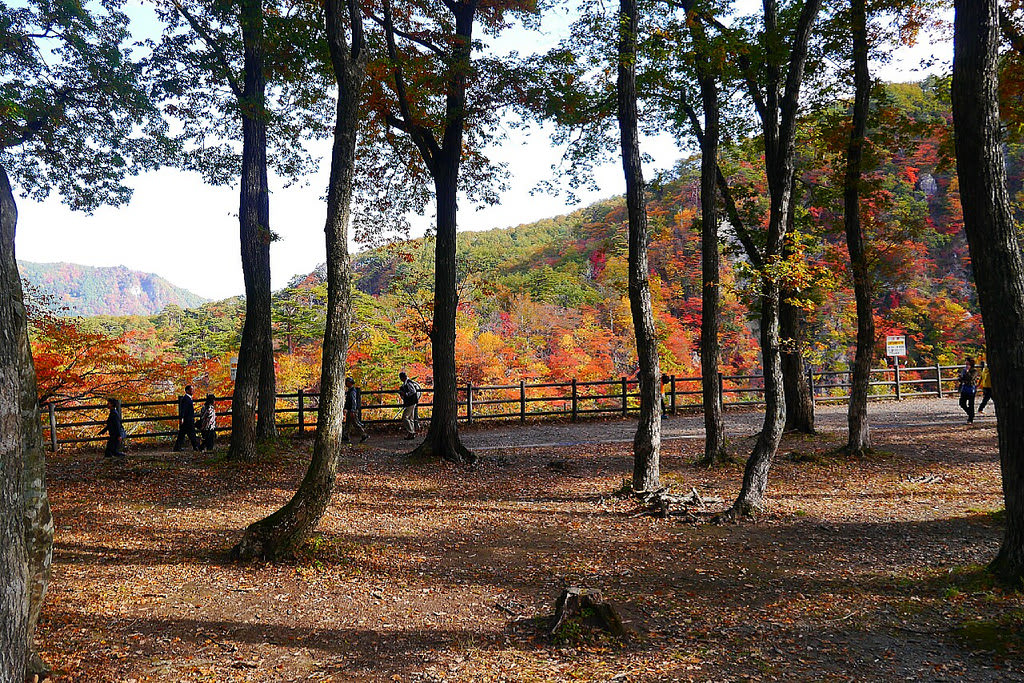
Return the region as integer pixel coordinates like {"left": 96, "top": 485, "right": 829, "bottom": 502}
{"left": 12, "top": 2, "right": 952, "bottom": 302}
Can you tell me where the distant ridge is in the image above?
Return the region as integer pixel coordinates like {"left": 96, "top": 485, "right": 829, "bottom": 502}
{"left": 19, "top": 261, "right": 208, "bottom": 317}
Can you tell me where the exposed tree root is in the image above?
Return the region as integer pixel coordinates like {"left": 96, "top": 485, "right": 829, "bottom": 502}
{"left": 630, "top": 485, "right": 724, "bottom": 522}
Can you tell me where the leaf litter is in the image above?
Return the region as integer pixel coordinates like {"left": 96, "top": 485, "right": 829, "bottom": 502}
{"left": 35, "top": 420, "right": 1024, "bottom": 681}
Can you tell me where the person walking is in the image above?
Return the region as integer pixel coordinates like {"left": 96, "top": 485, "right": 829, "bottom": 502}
{"left": 342, "top": 377, "right": 367, "bottom": 443}
{"left": 99, "top": 397, "right": 126, "bottom": 458}
{"left": 198, "top": 394, "right": 217, "bottom": 452}
{"left": 957, "top": 357, "right": 979, "bottom": 424}
{"left": 174, "top": 384, "right": 201, "bottom": 452}
{"left": 977, "top": 360, "right": 994, "bottom": 415}
{"left": 398, "top": 371, "right": 420, "bottom": 440}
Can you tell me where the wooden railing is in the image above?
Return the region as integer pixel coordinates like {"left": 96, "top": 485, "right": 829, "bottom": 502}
{"left": 41, "top": 364, "right": 965, "bottom": 450}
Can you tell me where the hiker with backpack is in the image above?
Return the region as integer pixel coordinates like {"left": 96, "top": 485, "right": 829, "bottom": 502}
{"left": 398, "top": 371, "right": 421, "bottom": 440}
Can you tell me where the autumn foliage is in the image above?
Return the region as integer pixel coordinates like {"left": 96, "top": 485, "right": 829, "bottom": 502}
{"left": 26, "top": 82, "right": 1014, "bottom": 409}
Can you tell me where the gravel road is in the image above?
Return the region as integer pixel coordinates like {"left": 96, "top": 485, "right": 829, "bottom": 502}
{"left": 368, "top": 396, "right": 986, "bottom": 452}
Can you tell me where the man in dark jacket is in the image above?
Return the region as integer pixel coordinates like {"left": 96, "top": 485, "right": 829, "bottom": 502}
{"left": 174, "top": 384, "right": 201, "bottom": 452}
{"left": 99, "top": 397, "right": 126, "bottom": 458}
{"left": 342, "top": 377, "right": 367, "bottom": 443}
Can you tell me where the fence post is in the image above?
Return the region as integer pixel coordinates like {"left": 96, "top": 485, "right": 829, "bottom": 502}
{"left": 48, "top": 403, "right": 58, "bottom": 452}
{"left": 670, "top": 374, "right": 677, "bottom": 415}
{"left": 571, "top": 378, "right": 578, "bottom": 422}
{"left": 297, "top": 389, "right": 304, "bottom": 433}
{"left": 621, "top": 376, "right": 628, "bottom": 416}
{"left": 520, "top": 380, "right": 526, "bottom": 423}
{"left": 894, "top": 362, "right": 902, "bottom": 401}
{"left": 717, "top": 372, "right": 724, "bottom": 410}
{"left": 467, "top": 383, "right": 473, "bottom": 425}
{"left": 935, "top": 364, "right": 943, "bottom": 398}
{"left": 807, "top": 368, "right": 815, "bottom": 406}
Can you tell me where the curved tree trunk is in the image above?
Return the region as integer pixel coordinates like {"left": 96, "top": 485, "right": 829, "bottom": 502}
{"left": 410, "top": 168, "right": 474, "bottom": 464}
{"left": 952, "top": 0, "right": 1024, "bottom": 585}
{"left": 0, "top": 164, "right": 29, "bottom": 683}
{"left": 617, "top": 0, "right": 660, "bottom": 492}
{"left": 230, "top": 0, "right": 273, "bottom": 460}
{"left": 844, "top": 0, "right": 874, "bottom": 455}
{"left": 731, "top": 282, "right": 786, "bottom": 515}
{"left": 697, "top": 70, "right": 727, "bottom": 466}
{"left": 233, "top": 0, "right": 365, "bottom": 560}
{"left": 726, "top": 0, "right": 821, "bottom": 518}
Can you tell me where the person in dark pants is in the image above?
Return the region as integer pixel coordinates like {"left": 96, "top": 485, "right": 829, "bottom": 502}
{"left": 99, "top": 397, "right": 126, "bottom": 458}
{"left": 977, "top": 360, "right": 994, "bottom": 415}
{"left": 174, "top": 384, "right": 201, "bottom": 452}
{"left": 342, "top": 377, "right": 367, "bottom": 443}
{"left": 198, "top": 394, "right": 217, "bottom": 452}
{"left": 958, "top": 357, "right": 979, "bottom": 424}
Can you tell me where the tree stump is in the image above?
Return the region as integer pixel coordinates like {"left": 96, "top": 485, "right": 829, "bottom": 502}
{"left": 550, "top": 587, "right": 625, "bottom": 639}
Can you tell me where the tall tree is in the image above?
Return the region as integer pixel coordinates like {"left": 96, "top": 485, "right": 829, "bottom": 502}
{"left": 651, "top": 0, "right": 732, "bottom": 465}
{"left": 0, "top": 164, "right": 28, "bottom": 683}
{"left": 364, "top": 0, "right": 535, "bottom": 463}
{"left": 617, "top": 0, "right": 661, "bottom": 492}
{"left": 694, "top": 51, "right": 729, "bottom": 467}
{"left": 0, "top": 0, "right": 161, "bottom": 675}
{"left": 150, "top": 0, "right": 329, "bottom": 458}
{"left": 233, "top": 0, "right": 367, "bottom": 559}
{"left": 951, "top": 0, "right": 1024, "bottom": 585}
{"left": 721, "top": 0, "right": 823, "bottom": 516}
{"left": 843, "top": 0, "right": 874, "bottom": 454}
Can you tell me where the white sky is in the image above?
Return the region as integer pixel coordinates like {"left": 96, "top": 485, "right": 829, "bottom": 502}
{"left": 12, "top": 2, "right": 952, "bottom": 301}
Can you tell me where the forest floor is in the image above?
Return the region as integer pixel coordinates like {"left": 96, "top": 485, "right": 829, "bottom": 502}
{"left": 37, "top": 400, "right": 1024, "bottom": 682}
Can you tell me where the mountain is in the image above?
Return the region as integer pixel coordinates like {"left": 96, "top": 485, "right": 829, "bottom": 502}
{"left": 19, "top": 261, "right": 207, "bottom": 316}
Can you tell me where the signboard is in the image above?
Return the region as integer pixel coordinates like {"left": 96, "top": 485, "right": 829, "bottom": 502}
{"left": 885, "top": 335, "right": 906, "bottom": 358}
{"left": 230, "top": 356, "right": 238, "bottom": 381}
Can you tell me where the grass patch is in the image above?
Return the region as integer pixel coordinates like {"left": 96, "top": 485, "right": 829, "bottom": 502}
{"left": 965, "top": 508, "right": 1006, "bottom": 526}
{"left": 292, "top": 534, "right": 387, "bottom": 572}
{"left": 783, "top": 450, "right": 825, "bottom": 465}
{"left": 953, "top": 609, "right": 1024, "bottom": 654}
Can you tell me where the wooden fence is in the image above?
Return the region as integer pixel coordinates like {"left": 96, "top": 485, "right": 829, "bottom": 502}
{"left": 42, "top": 364, "right": 965, "bottom": 451}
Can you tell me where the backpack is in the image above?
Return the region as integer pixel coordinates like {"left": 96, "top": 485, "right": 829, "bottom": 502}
{"left": 401, "top": 379, "right": 421, "bottom": 406}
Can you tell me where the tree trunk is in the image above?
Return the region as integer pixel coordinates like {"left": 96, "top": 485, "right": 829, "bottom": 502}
{"left": 411, "top": 167, "right": 474, "bottom": 464}
{"left": 845, "top": 0, "right": 874, "bottom": 455}
{"left": 726, "top": 0, "right": 821, "bottom": 517}
{"left": 230, "top": 0, "right": 274, "bottom": 460}
{"left": 257, "top": 332, "right": 277, "bottom": 441}
{"left": 781, "top": 181, "right": 814, "bottom": 434}
{"left": 780, "top": 294, "right": 814, "bottom": 433}
{"left": 0, "top": 164, "right": 29, "bottom": 683}
{"left": 11, "top": 228, "right": 52, "bottom": 680}
{"left": 697, "top": 69, "right": 728, "bottom": 466}
{"left": 232, "top": 0, "right": 365, "bottom": 560}
{"left": 617, "top": 0, "right": 660, "bottom": 492}
{"left": 406, "top": 3, "right": 476, "bottom": 466}
{"left": 952, "top": 0, "right": 1024, "bottom": 585}
{"left": 730, "top": 282, "right": 786, "bottom": 515}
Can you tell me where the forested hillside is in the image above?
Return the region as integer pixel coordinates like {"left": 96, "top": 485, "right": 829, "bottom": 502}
{"left": 30, "top": 81, "right": 1019, "bottom": 403}
{"left": 19, "top": 261, "right": 207, "bottom": 316}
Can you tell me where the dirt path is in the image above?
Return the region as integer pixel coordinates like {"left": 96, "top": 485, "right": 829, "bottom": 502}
{"left": 362, "top": 397, "right": 989, "bottom": 452}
